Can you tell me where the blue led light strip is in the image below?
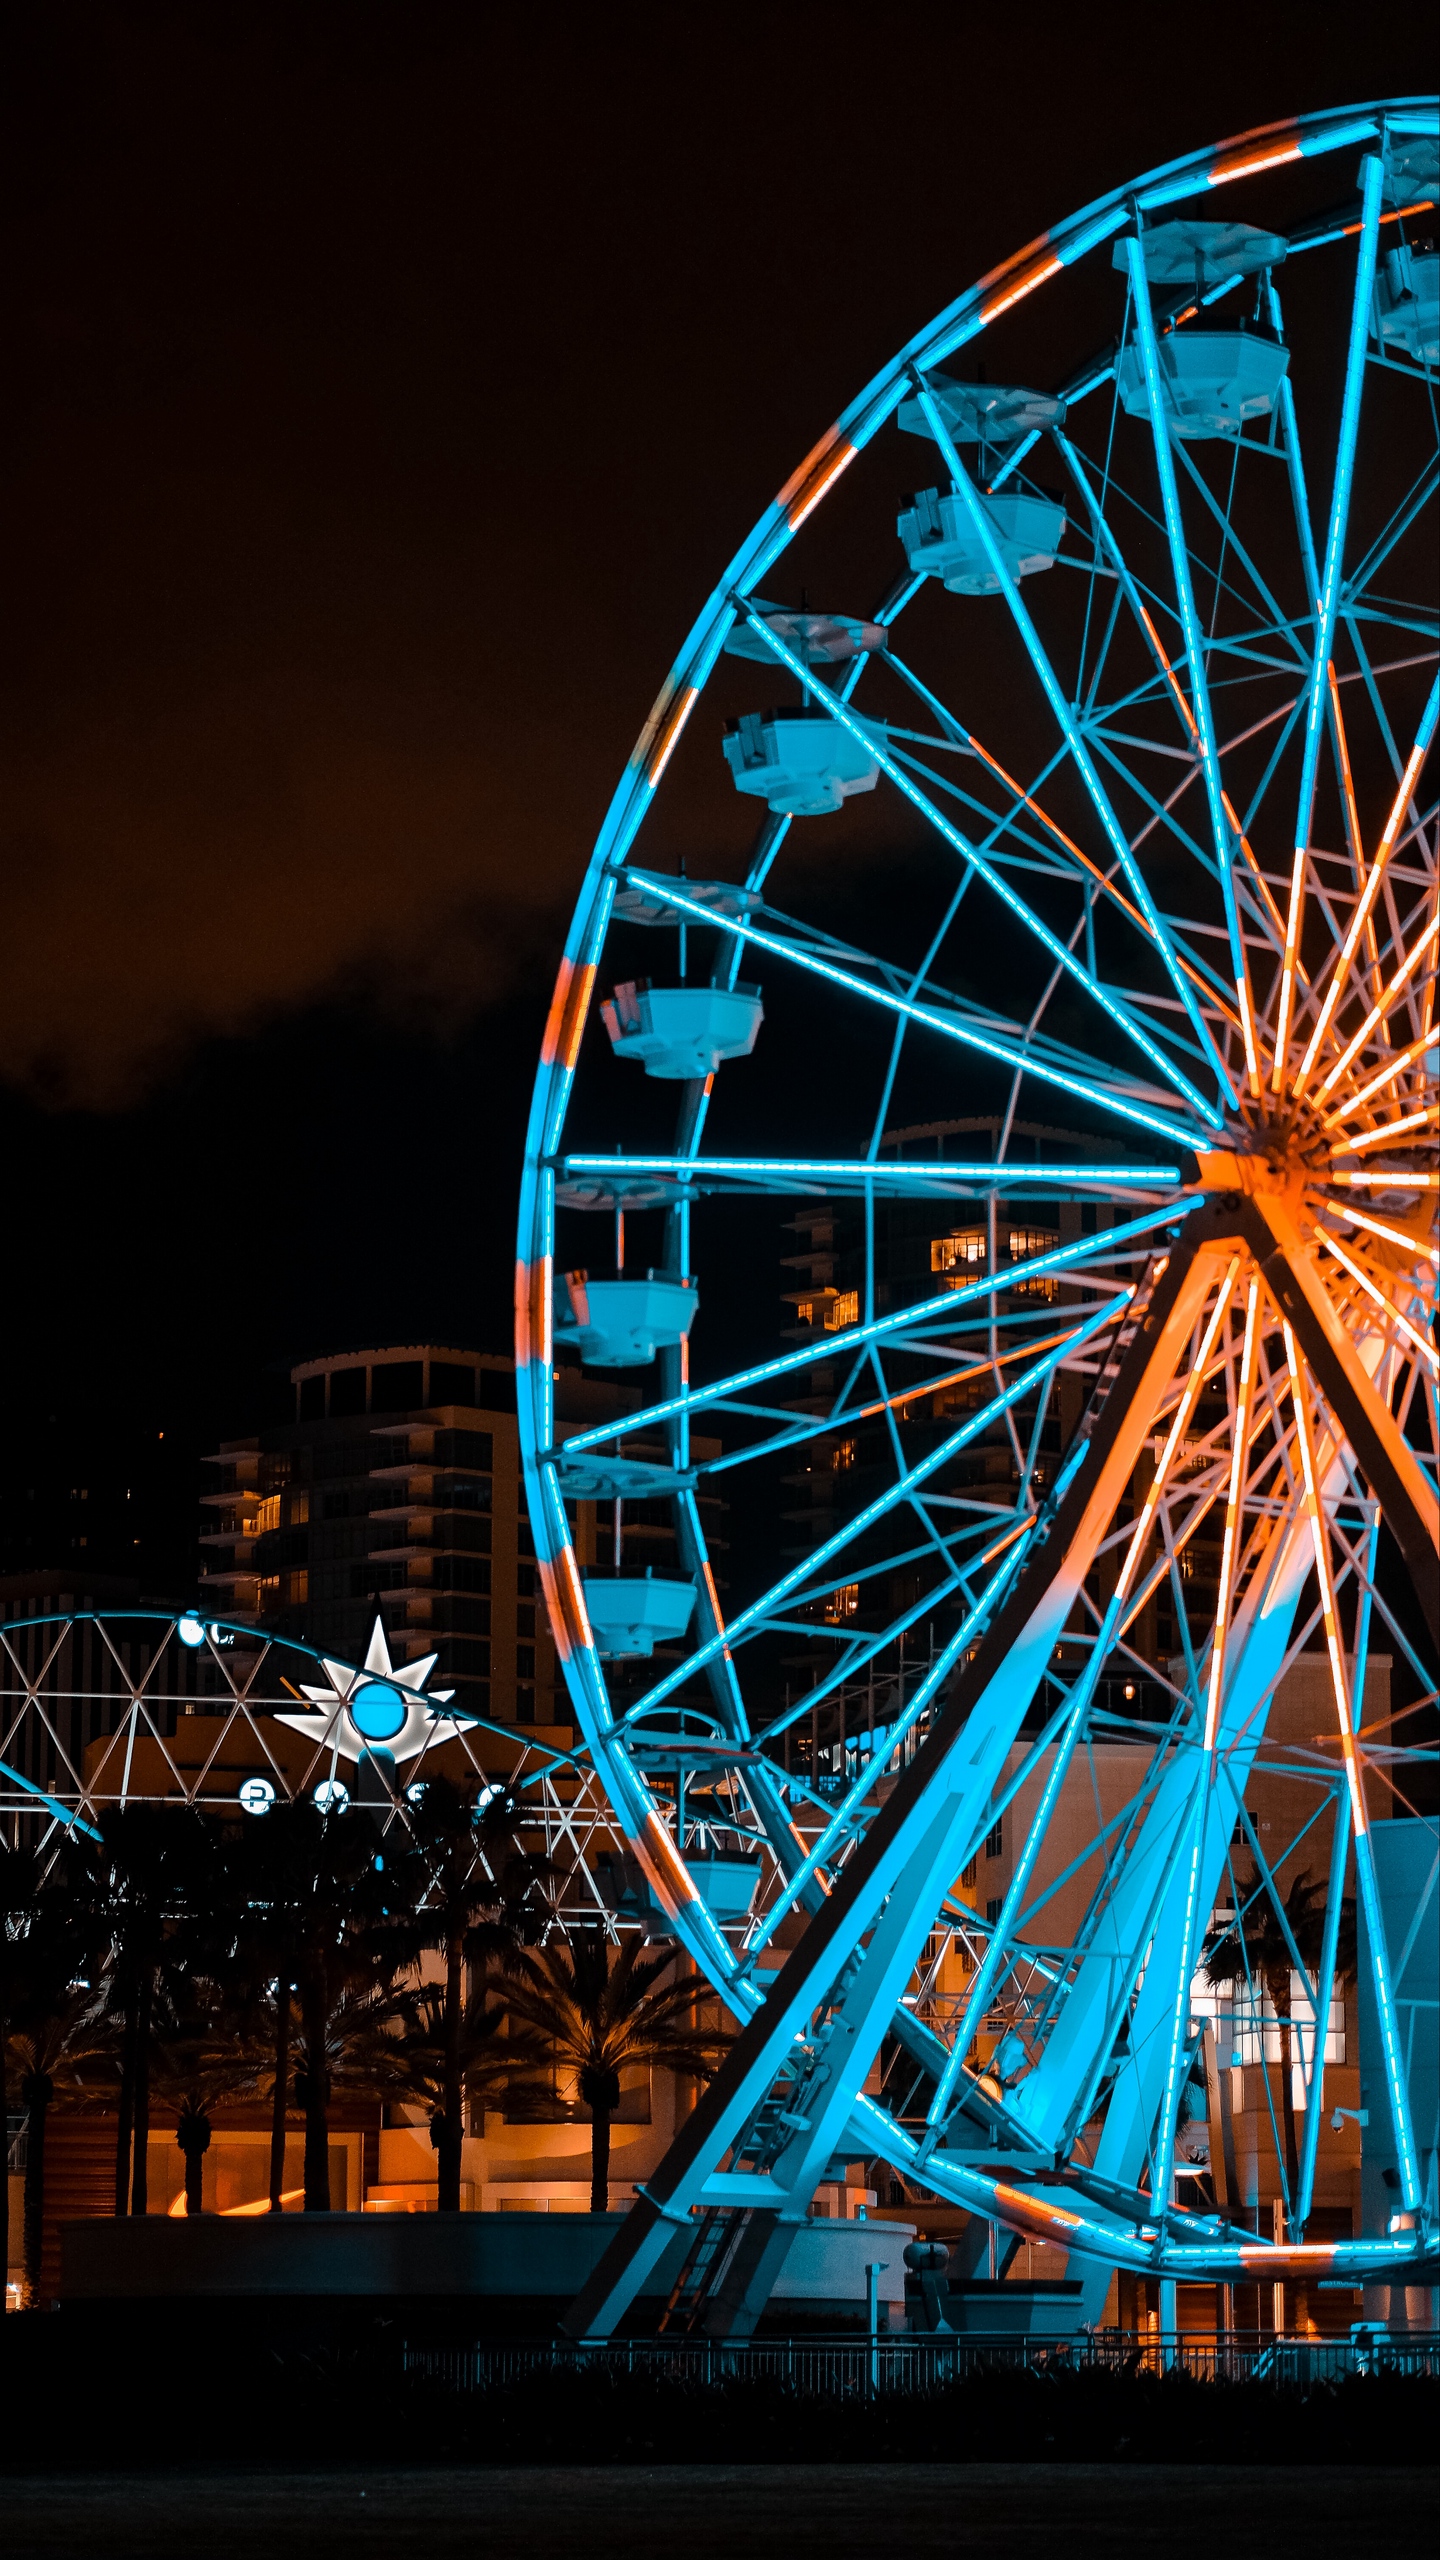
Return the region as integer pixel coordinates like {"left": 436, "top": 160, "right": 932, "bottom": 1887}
{"left": 739, "top": 604, "right": 1223, "bottom": 1130}
{"left": 914, "top": 382, "right": 1238, "bottom": 1119}
{"left": 554, "top": 1201, "right": 1192, "bottom": 1457}
{"left": 621, "top": 870, "right": 1205, "bottom": 1151}
{"left": 560, "top": 1154, "right": 1181, "bottom": 1191}
{"left": 1120, "top": 236, "right": 1253, "bottom": 1022}
{"left": 620, "top": 1294, "right": 1130, "bottom": 1721}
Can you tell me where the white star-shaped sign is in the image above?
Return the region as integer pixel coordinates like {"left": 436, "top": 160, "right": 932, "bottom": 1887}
{"left": 274, "top": 1616, "right": 478, "bottom": 1766}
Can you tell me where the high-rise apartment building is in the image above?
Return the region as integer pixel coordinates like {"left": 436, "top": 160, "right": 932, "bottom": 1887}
{"left": 198, "top": 1346, "right": 630, "bottom": 1728}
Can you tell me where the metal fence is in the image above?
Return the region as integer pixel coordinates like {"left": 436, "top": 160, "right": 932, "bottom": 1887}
{"left": 404, "top": 2330, "right": 1440, "bottom": 2394}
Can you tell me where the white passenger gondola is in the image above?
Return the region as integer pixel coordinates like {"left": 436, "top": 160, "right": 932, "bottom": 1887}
{"left": 581, "top": 1570, "right": 698, "bottom": 1658}
{"left": 553, "top": 1270, "right": 698, "bottom": 1366}
{"left": 601, "top": 980, "right": 763, "bottom": 1079}
{"left": 722, "top": 705, "right": 882, "bottom": 815}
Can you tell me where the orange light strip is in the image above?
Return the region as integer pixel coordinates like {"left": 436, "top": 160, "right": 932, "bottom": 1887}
{"left": 1126, "top": 597, "right": 1270, "bottom": 1058}
{"left": 847, "top": 1325, "right": 1082, "bottom": 1426}
{"left": 1320, "top": 1028, "right": 1439, "bottom": 1129}
{"left": 1315, "top": 1232, "right": 1439, "bottom": 1374}
{"left": 782, "top": 434, "right": 859, "bottom": 533}
{"left": 1329, "top": 1169, "right": 1440, "bottom": 1189}
{"left": 539, "top": 955, "right": 599, "bottom": 1074}
{"left": 1203, "top": 1277, "right": 1262, "bottom": 1752}
{"left": 1331, "top": 1201, "right": 1440, "bottom": 1270}
{"left": 1273, "top": 828, "right": 1314, "bottom": 1093}
{"left": 978, "top": 1511, "right": 1039, "bottom": 1569}
{"left": 1317, "top": 913, "right": 1440, "bottom": 1099}
{"left": 979, "top": 252, "right": 1062, "bottom": 327}
{"left": 1326, "top": 664, "right": 1387, "bottom": 1026}
{"left": 1341, "top": 1104, "right": 1440, "bottom": 1154}
{"left": 1293, "top": 731, "right": 1432, "bottom": 1096}
{"left": 1209, "top": 132, "right": 1302, "bottom": 185}
{"left": 647, "top": 685, "right": 699, "bottom": 788}
{"left": 959, "top": 713, "right": 1244, "bottom": 1032}
{"left": 1284, "top": 1326, "right": 1368, "bottom": 1839}
{"left": 1328, "top": 664, "right": 1366, "bottom": 881}
{"left": 1114, "top": 1265, "right": 1240, "bottom": 1621}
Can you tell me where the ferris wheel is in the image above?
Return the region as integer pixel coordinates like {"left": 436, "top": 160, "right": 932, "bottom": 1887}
{"left": 517, "top": 101, "right": 1439, "bottom": 2332}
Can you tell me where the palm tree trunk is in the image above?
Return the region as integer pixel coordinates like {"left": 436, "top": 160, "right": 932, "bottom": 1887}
{"left": 181, "top": 2127, "right": 208, "bottom": 2216}
{"left": 590, "top": 2104, "right": 611, "bottom": 2214}
{"left": 300, "top": 1961, "right": 331, "bottom": 2212}
{"left": 1, "top": 1993, "right": 8, "bottom": 2255}
{"left": 1277, "top": 2002, "right": 1299, "bottom": 2206}
{"left": 269, "top": 1982, "right": 291, "bottom": 2211}
{"left": 130, "top": 1969, "right": 152, "bottom": 2216}
{"left": 21, "top": 2073, "right": 51, "bottom": 2309}
{"left": 438, "top": 1932, "right": 464, "bottom": 2214}
{"left": 114, "top": 1998, "right": 136, "bottom": 2215}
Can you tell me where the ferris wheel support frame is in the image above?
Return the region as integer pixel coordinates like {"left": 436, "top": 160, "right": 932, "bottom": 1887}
{"left": 562, "top": 1194, "right": 1436, "bottom": 2339}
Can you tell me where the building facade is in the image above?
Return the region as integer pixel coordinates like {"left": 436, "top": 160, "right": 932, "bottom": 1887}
{"left": 198, "top": 1346, "right": 635, "bottom": 1728}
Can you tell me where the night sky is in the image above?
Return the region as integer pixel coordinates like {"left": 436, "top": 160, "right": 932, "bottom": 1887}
{"left": 0, "top": 4, "right": 1426, "bottom": 1592}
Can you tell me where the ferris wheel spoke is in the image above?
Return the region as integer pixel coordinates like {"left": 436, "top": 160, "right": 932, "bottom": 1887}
{"left": 1122, "top": 235, "right": 1256, "bottom": 1067}
{"left": 555, "top": 1205, "right": 1192, "bottom": 1462}
{"left": 559, "top": 1152, "right": 1184, "bottom": 1203}
{"left": 908, "top": 382, "right": 1239, "bottom": 1114}
{"left": 1293, "top": 670, "right": 1439, "bottom": 1094}
{"left": 1275, "top": 151, "right": 1388, "bottom": 1083}
{"left": 1164, "top": 433, "right": 1312, "bottom": 675}
{"left": 883, "top": 639, "right": 1211, "bottom": 970}
{"left": 619, "top": 867, "right": 1207, "bottom": 1145}
{"left": 617, "top": 1299, "right": 1129, "bottom": 1722}
{"left": 1344, "top": 455, "right": 1440, "bottom": 608}
{"left": 736, "top": 606, "right": 1224, "bottom": 1122}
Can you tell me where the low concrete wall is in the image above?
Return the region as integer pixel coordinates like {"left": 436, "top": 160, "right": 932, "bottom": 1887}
{"left": 61, "top": 2213, "right": 913, "bottom": 2308}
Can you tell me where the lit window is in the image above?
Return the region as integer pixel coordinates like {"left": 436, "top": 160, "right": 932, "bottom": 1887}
{"left": 932, "top": 1231, "right": 987, "bottom": 1272}
{"left": 831, "top": 1439, "right": 856, "bottom": 1472}
{"left": 250, "top": 1494, "right": 281, "bottom": 1535}
{"left": 827, "top": 1291, "right": 859, "bottom": 1330}
{"left": 822, "top": 1583, "right": 860, "bottom": 1622}
{"left": 1007, "top": 1228, "right": 1060, "bottom": 1300}
{"left": 1189, "top": 1966, "right": 1346, "bottom": 2070}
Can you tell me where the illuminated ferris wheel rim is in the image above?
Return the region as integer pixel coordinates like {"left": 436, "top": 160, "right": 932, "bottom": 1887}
{"left": 518, "top": 98, "right": 1438, "bottom": 2296}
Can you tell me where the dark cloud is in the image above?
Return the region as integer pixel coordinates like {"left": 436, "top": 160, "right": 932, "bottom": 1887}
{"left": 0, "top": 4, "right": 1423, "bottom": 1107}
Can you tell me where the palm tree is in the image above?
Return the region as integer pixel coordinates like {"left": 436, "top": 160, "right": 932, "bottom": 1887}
{"left": 146, "top": 1978, "right": 263, "bottom": 2216}
{"left": 222, "top": 1804, "right": 321, "bottom": 2214}
{"left": 1204, "top": 1864, "right": 1356, "bottom": 2210}
{"left": 219, "top": 1800, "right": 403, "bottom": 2212}
{"left": 392, "top": 1975, "right": 548, "bottom": 2188}
{"left": 78, "top": 1808, "right": 215, "bottom": 2215}
{"left": 0, "top": 1847, "right": 41, "bottom": 2266}
{"left": 399, "top": 1777, "right": 549, "bottom": 2211}
{"left": 503, "top": 1933, "right": 732, "bottom": 2212}
{"left": 5, "top": 1896, "right": 106, "bottom": 2305}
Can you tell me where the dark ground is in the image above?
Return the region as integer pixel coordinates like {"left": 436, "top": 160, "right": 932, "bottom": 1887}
{"left": 3, "top": 2464, "right": 1434, "bottom": 2559}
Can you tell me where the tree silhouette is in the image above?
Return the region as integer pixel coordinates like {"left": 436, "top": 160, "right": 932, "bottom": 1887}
{"left": 79, "top": 1809, "right": 216, "bottom": 2215}
{"left": 398, "top": 1776, "right": 548, "bottom": 2210}
{"left": 503, "top": 1933, "right": 731, "bottom": 2212}
{"left": 5, "top": 1892, "right": 106, "bottom": 2303}
{"left": 146, "top": 1976, "right": 263, "bottom": 2215}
